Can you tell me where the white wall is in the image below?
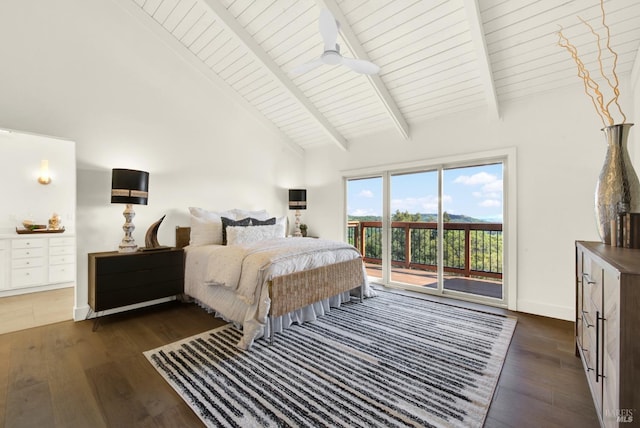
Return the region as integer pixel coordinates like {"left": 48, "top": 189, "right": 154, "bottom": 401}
{"left": 0, "top": 0, "right": 304, "bottom": 318}
{"left": 0, "top": 130, "right": 76, "bottom": 233}
{"left": 304, "top": 80, "right": 636, "bottom": 321}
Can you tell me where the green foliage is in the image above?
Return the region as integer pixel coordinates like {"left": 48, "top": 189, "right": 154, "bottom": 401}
{"left": 391, "top": 210, "right": 421, "bottom": 222}
{"left": 347, "top": 217, "right": 503, "bottom": 278}
{"left": 348, "top": 212, "right": 493, "bottom": 223}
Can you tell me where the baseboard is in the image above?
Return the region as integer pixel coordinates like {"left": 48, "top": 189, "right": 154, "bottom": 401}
{"left": 0, "top": 282, "right": 74, "bottom": 298}
{"left": 517, "top": 299, "right": 574, "bottom": 321}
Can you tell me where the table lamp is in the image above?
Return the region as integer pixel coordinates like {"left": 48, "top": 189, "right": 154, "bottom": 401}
{"left": 288, "top": 189, "right": 307, "bottom": 237}
{"left": 111, "top": 168, "right": 149, "bottom": 252}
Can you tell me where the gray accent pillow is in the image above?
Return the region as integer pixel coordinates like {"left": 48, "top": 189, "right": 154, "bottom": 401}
{"left": 221, "top": 217, "right": 251, "bottom": 245}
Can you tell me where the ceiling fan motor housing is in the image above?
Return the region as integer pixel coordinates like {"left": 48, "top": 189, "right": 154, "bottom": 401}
{"left": 322, "top": 43, "right": 341, "bottom": 65}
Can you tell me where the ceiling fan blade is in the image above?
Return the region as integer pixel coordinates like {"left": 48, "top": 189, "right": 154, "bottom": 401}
{"left": 342, "top": 57, "right": 380, "bottom": 75}
{"left": 319, "top": 9, "right": 338, "bottom": 51}
{"left": 291, "top": 58, "right": 324, "bottom": 74}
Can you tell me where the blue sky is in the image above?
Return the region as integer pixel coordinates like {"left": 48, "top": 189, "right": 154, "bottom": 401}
{"left": 347, "top": 163, "right": 503, "bottom": 222}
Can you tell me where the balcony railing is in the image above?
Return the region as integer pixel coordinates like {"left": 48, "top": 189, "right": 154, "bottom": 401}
{"left": 347, "top": 221, "right": 503, "bottom": 280}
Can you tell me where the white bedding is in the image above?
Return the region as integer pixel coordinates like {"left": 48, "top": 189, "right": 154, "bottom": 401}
{"left": 184, "top": 237, "right": 375, "bottom": 349}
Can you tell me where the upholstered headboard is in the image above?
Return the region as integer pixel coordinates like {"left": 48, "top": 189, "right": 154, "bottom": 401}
{"left": 175, "top": 226, "right": 191, "bottom": 249}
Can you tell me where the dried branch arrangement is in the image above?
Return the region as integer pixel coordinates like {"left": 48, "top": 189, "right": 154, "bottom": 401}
{"left": 557, "top": 0, "right": 626, "bottom": 126}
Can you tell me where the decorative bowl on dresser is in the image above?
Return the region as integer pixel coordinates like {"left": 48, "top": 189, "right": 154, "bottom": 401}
{"left": 575, "top": 241, "right": 640, "bottom": 427}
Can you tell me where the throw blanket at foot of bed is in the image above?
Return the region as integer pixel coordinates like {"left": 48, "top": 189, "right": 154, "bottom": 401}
{"left": 204, "top": 237, "right": 363, "bottom": 305}
{"left": 191, "top": 237, "right": 375, "bottom": 349}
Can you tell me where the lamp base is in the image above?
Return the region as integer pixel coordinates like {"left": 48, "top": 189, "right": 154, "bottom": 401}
{"left": 118, "top": 204, "right": 138, "bottom": 253}
{"left": 293, "top": 210, "right": 302, "bottom": 237}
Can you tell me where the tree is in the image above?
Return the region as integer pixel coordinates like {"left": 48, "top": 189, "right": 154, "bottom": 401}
{"left": 392, "top": 210, "right": 421, "bottom": 222}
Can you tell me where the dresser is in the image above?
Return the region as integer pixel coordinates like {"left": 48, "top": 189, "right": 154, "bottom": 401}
{"left": 0, "top": 235, "right": 75, "bottom": 295}
{"left": 88, "top": 248, "right": 184, "bottom": 313}
{"left": 575, "top": 241, "right": 640, "bottom": 427}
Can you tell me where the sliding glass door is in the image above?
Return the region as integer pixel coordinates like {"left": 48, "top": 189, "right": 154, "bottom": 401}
{"left": 441, "top": 164, "right": 503, "bottom": 300}
{"left": 346, "top": 160, "right": 505, "bottom": 306}
{"left": 389, "top": 170, "right": 439, "bottom": 289}
{"left": 346, "top": 176, "right": 383, "bottom": 282}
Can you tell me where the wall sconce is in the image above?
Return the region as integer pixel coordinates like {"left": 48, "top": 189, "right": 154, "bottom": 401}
{"left": 37, "top": 160, "right": 51, "bottom": 185}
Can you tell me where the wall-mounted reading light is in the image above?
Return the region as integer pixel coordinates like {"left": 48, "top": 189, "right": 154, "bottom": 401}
{"left": 38, "top": 160, "right": 51, "bottom": 185}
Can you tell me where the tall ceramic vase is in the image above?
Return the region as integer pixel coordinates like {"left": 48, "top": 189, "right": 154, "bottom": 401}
{"left": 595, "top": 123, "right": 640, "bottom": 244}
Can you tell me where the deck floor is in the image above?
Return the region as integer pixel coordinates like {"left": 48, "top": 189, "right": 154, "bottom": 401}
{"left": 365, "top": 264, "right": 503, "bottom": 299}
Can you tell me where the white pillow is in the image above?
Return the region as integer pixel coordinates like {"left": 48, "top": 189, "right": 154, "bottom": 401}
{"left": 226, "top": 225, "right": 283, "bottom": 245}
{"left": 188, "top": 207, "right": 235, "bottom": 246}
{"left": 189, "top": 206, "right": 234, "bottom": 219}
{"left": 232, "top": 208, "right": 269, "bottom": 221}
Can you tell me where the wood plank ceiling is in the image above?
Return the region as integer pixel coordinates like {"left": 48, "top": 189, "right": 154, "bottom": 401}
{"left": 120, "top": 0, "right": 640, "bottom": 151}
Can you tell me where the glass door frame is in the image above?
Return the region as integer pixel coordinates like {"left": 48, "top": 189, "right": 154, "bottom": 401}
{"left": 343, "top": 148, "right": 517, "bottom": 310}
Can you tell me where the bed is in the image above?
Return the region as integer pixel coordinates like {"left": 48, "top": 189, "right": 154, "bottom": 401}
{"left": 177, "top": 207, "right": 374, "bottom": 349}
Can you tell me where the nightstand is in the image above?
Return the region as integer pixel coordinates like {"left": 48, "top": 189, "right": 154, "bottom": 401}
{"left": 88, "top": 248, "right": 184, "bottom": 319}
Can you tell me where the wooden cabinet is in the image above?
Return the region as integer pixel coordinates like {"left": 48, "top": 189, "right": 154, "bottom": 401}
{"left": 0, "top": 235, "right": 76, "bottom": 294}
{"left": 0, "top": 240, "right": 8, "bottom": 289}
{"left": 576, "top": 241, "right": 640, "bottom": 427}
{"left": 49, "top": 237, "right": 75, "bottom": 283}
{"left": 88, "top": 248, "right": 184, "bottom": 313}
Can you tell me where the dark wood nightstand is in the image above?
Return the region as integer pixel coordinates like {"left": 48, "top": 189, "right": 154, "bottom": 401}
{"left": 88, "top": 248, "right": 184, "bottom": 319}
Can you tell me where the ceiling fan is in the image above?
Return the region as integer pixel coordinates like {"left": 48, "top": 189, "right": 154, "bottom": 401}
{"left": 291, "top": 9, "right": 380, "bottom": 75}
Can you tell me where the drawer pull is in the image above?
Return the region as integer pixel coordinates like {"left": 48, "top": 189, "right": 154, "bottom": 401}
{"left": 581, "top": 347, "right": 594, "bottom": 372}
{"left": 582, "top": 310, "right": 594, "bottom": 328}
{"left": 582, "top": 272, "right": 596, "bottom": 284}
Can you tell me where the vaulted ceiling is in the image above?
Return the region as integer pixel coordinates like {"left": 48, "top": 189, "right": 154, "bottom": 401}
{"left": 115, "top": 0, "right": 640, "bottom": 151}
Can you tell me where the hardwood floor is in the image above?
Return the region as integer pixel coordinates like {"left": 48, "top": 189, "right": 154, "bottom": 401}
{"left": 0, "top": 296, "right": 599, "bottom": 427}
{"left": 0, "top": 287, "right": 74, "bottom": 335}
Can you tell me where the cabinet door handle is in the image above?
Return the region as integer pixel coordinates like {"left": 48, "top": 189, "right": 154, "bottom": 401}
{"left": 596, "top": 312, "right": 605, "bottom": 381}
{"left": 595, "top": 310, "right": 600, "bottom": 382}
{"left": 582, "top": 272, "right": 596, "bottom": 284}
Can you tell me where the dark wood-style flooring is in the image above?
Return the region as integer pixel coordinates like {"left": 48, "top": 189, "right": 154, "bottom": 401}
{"left": 0, "top": 295, "right": 599, "bottom": 427}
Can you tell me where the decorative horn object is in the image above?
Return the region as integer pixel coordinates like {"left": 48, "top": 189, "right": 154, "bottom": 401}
{"left": 144, "top": 215, "right": 166, "bottom": 249}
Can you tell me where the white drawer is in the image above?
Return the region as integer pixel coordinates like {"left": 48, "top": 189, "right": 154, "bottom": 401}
{"left": 49, "top": 246, "right": 74, "bottom": 256}
{"left": 50, "top": 237, "right": 74, "bottom": 247}
{"left": 12, "top": 239, "right": 45, "bottom": 249}
{"left": 12, "top": 247, "right": 45, "bottom": 259}
{"left": 0, "top": 240, "right": 8, "bottom": 250}
{"left": 49, "top": 264, "right": 75, "bottom": 283}
{"left": 50, "top": 254, "right": 74, "bottom": 265}
{"left": 12, "top": 257, "right": 45, "bottom": 269}
{"left": 11, "top": 266, "right": 46, "bottom": 287}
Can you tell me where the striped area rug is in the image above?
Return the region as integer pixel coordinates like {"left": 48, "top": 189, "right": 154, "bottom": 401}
{"left": 144, "top": 291, "right": 516, "bottom": 428}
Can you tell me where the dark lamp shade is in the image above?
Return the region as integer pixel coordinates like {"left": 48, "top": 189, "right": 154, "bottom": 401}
{"left": 288, "top": 189, "right": 307, "bottom": 210}
{"left": 111, "top": 168, "right": 149, "bottom": 205}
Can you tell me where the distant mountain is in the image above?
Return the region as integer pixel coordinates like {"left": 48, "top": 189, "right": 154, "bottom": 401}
{"left": 348, "top": 213, "right": 495, "bottom": 223}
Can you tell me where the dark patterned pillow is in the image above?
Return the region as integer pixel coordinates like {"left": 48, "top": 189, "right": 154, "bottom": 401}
{"left": 221, "top": 217, "right": 251, "bottom": 245}
{"left": 250, "top": 217, "right": 276, "bottom": 226}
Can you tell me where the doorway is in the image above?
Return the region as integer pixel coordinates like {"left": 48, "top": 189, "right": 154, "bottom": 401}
{"left": 346, "top": 158, "right": 508, "bottom": 307}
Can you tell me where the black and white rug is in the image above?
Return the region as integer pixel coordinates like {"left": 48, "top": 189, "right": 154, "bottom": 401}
{"left": 144, "top": 291, "right": 516, "bottom": 428}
